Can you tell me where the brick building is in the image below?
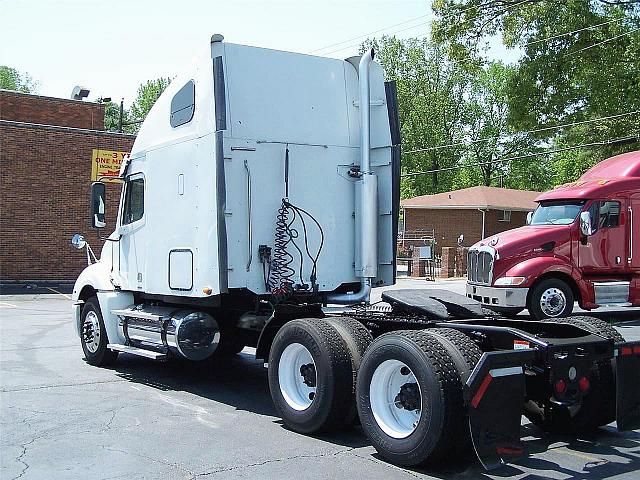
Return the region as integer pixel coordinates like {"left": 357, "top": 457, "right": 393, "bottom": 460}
{"left": 0, "top": 90, "right": 135, "bottom": 282}
{"left": 400, "top": 186, "right": 541, "bottom": 255}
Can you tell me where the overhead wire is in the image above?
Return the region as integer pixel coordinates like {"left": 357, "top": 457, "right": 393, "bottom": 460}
{"left": 402, "top": 110, "right": 640, "bottom": 155}
{"left": 564, "top": 27, "right": 640, "bottom": 56}
{"left": 525, "top": 17, "right": 627, "bottom": 45}
{"left": 308, "top": 14, "right": 430, "bottom": 53}
{"left": 401, "top": 135, "right": 639, "bottom": 178}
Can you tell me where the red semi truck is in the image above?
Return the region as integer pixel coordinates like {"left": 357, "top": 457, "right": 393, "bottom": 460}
{"left": 467, "top": 150, "right": 640, "bottom": 320}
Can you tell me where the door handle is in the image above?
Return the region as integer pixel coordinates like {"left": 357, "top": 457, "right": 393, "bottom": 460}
{"left": 244, "top": 159, "right": 252, "bottom": 272}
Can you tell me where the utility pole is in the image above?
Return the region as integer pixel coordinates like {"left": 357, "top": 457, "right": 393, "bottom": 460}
{"left": 118, "top": 98, "right": 124, "bottom": 133}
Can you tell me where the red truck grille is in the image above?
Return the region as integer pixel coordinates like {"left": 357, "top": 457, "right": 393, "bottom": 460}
{"left": 468, "top": 250, "right": 493, "bottom": 285}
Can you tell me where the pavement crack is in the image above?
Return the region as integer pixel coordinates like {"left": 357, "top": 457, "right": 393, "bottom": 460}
{"left": 194, "top": 447, "right": 356, "bottom": 478}
{"left": 2, "top": 378, "right": 128, "bottom": 393}
{"left": 101, "top": 446, "right": 194, "bottom": 477}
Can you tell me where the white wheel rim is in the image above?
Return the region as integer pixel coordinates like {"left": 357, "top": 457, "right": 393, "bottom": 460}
{"left": 278, "top": 343, "right": 316, "bottom": 411}
{"left": 83, "top": 311, "right": 100, "bottom": 354}
{"left": 540, "top": 287, "right": 566, "bottom": 317}
{"left": 370, "top": 359, "right": 422, "bottom": 439}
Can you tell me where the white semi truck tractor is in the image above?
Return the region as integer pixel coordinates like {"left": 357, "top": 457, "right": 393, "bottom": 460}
{"left": 72, "top": 36, "right": 640, "bottom": 470}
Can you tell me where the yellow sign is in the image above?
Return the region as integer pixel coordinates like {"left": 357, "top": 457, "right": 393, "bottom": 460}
{"left": 91, "top": 149, "right": 128, "bottom": 183}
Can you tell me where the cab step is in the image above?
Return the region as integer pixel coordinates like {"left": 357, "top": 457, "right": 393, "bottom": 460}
{"left": 107, "top": 343, "right": 167, "bottom": 360}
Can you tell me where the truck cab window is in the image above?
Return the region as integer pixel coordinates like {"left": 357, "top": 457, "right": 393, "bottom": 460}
{"left": 598, "top": 201, "right": 620, "bottom": 228}
{"left": 122, "top": 177, "right": 144, "bottom": 225}
{"left": 530, "top": 200, "right": 584, "bottom": 226}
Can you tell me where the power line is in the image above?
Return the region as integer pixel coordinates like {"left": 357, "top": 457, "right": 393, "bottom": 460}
{"left": 565, "top": 27, "right": 640, "bottom": 56}
{"left": 526, "top": 17, "right": 627, "bottom": 46}
{"left": 322, "top": 20, "right": 431, "bottom": 56}
{"left": 308, "top": 14, "right": 429, "bottom": 53}
{"left": 401, "top": 135, "right": 639, "bottom": 178}
{"left": 403, "top": 110, "right": 640, "bottom": 155}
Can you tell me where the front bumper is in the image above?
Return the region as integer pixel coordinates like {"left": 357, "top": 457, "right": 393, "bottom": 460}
{"left": 466, "top": 284, "right": 528, "bottom": 309}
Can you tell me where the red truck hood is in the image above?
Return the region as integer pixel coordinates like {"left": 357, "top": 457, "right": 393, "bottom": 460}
{"left": 475, "top": 225, "right": 570, "bottom": 260}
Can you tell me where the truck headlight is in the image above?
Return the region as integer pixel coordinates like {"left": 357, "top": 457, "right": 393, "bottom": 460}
{"left": 494, "top": 276, "right": 527, "bottom": 286}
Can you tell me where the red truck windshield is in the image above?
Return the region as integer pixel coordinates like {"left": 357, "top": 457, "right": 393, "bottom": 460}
{"left": 530, "top": 200, "right": 585, "bottom": 225}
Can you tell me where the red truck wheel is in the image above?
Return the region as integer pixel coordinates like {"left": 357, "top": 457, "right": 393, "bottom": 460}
{"left": 528, "top": 278, "right": 574, "bottom": 320}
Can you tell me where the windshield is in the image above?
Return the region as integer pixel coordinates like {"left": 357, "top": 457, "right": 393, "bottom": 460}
{"left": 530, "top": 200, "right": 585, "bottom": 226}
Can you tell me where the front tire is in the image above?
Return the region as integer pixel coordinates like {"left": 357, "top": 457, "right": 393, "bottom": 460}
{"left": 80, "top": 297, "right": 118, "bottom": 367}
{"left": 268, "top": 318, "right": 354, "bottom": 433}
{"left": 528, "top": 278, "right": 574, "bottom": 320}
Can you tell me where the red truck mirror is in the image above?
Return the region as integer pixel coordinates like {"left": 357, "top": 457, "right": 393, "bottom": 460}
{"left": 579, "top": 211, "right": 594, "bottom": 236}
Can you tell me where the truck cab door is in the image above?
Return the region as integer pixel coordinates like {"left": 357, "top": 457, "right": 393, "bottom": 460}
{"left": 117, "top": 173, "right": 146, "bottom": 291}
{"left": 578, "top": 200, "right": 626, "bottom": 274}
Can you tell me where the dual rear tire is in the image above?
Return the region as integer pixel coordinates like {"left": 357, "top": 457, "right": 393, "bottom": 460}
{"left": 269, "top": 319, "right": 481, "bottom": 467}
{"left": 268, "top": 317, "right": 372, "bottom": 433}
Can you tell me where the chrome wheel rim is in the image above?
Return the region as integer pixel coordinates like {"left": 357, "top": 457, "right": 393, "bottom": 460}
{"left": 278, "top": 343, "right": 316, "bottom": 411}
{"left": 82, "top": 311, "right": 101, "bottom": 353}
{"left": 540, "top": 287, "right": 566, "bottom": 317}
{"left": 370, "top": 359, "right": 422, "bottom": 439}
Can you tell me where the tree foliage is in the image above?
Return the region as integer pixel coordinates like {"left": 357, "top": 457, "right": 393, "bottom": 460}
{"left": 364, "top": 37, "right": 543, "bottom": 197}
{"left": 0, "top": 66, "right": 38, "bottom": 93}
{"left": 129, "top": 77, "right": 172, "bottom": 126}
{"left": 432, "top": 0, "right": 640, "bottom": 183}
{"left": 99, "top": 77, "right": 171, "bottom": 134}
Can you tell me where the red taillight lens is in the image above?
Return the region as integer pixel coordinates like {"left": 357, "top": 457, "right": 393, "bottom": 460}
{"left": 555, "top": 379, "right": 566, "bottom": 394}
{"left": 579, "top": 376, "right": 590, "bottom": 392}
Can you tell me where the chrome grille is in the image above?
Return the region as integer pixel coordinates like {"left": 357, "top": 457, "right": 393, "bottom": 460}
{"left": 467, "top": 249, "right": 493, "bottom": 285}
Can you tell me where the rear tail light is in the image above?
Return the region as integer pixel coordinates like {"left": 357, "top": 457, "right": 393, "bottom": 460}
{"left": 555, "top": 379, "right": 567, "bottom": 394}
{"left": 579, "top": 376, "right": 590, "bottom": 392}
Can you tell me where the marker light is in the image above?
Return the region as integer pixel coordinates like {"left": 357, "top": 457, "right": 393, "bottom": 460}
{"left": 579, "top": 376, "right": 590, "bottom": 392}
{"left": 494, "top": 276, "right": 527, "bottom": 286}
{"left": 555, "top": 379, "right": 567, "bottom": 394}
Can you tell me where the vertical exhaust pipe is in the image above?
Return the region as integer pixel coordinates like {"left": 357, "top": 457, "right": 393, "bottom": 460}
{"left": 327, "top": 48, "right": 377, "bottom": 304}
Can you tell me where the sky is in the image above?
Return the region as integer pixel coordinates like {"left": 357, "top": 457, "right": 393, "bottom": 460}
{"left": 1, "top": 0, "right": 520, "bottom": 107}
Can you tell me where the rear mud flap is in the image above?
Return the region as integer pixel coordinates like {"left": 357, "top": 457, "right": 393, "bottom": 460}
{"left": 464, "top": 349, "right": 536, "bottom": 470}
{"left": 615, "top": 341, "right": 640, "bottom": 431}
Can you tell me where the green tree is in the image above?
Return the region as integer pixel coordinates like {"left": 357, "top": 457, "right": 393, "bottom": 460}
{"left": 363, "top": 36, "right": 469, "bottom": 197}
{"left": 0, "top": 66, "right": 38, "bottom": 93}
{"left": 458, "top": 61, "right": 541, "bottom": 188}
{"left": 129, "top": 77, "right": 172, "bottom": 129}
{"left": 95, "top": 98, "right": 137, "bottom": 134}
{"left": 432, "top": 0, "right": 640, "bottom": 183}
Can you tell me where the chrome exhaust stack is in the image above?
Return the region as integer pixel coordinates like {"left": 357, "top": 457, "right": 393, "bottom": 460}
{"left": 328, "top": 49, "right": 377, "bottom": 305}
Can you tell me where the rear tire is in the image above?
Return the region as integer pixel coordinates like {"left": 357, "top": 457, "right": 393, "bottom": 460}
{"left": 356, "top": 329, "right": 479, "bottom": 467}
{"left": 80, "top": 297, "right": 118, "bottom": 367}
{"left": 268, "top": 318, "right": 354, "bottom": 433}
{"left": 523, "top": 315, "right": 624, "bottom": 431}
{"left": 528, "top": 278, "right": 574, "bottom": 320}
{"left": 324, "top": 316, "right": 373, "bottom": 425}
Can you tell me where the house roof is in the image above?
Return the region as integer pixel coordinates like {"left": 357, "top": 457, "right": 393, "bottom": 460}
{"left": 401, "top": 186, "right": 541, "bottom": 211}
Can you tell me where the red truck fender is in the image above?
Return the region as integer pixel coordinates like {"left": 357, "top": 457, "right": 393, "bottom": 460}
{"left": 500, "top": 257, "right": 594, "bottom": 309}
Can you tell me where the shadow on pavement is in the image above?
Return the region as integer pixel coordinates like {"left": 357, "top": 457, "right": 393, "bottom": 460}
{"left": 403, "top": 423, "right": 640, "bottom": 479}
{"left": 108, "top": 349, "right": 639, "bottom": 477}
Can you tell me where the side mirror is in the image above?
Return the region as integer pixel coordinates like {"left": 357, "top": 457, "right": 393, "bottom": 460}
{"left": 580, "top": 210, "right": 594, "bottom": 236}
{"left": 91, "top": 182, "right": 106, "bottom": 229}
{"left": 526, "top": 211, "right": 533, "bottom": 225}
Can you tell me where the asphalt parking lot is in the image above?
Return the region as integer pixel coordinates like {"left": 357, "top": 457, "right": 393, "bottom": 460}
{"left": 1, "top": 283, "right": 640, "bottom": 480}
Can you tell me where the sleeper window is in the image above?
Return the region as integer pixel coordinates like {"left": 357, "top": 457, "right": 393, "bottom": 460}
{"left": 170, "top": 80, "right": 195, "bottom": 127}
{"left": 122, "top": 177, "right": 144, "bottom": 224}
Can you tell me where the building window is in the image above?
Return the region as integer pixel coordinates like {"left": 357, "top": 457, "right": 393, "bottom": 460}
{"left": 499, "top": 210, "right": 511, "bottom": 222}
{"left": 170, "top": 80, "right": 195, "bottom": 127}
{"left": 122, "top": 176, "right": 144, "bottom": 225}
